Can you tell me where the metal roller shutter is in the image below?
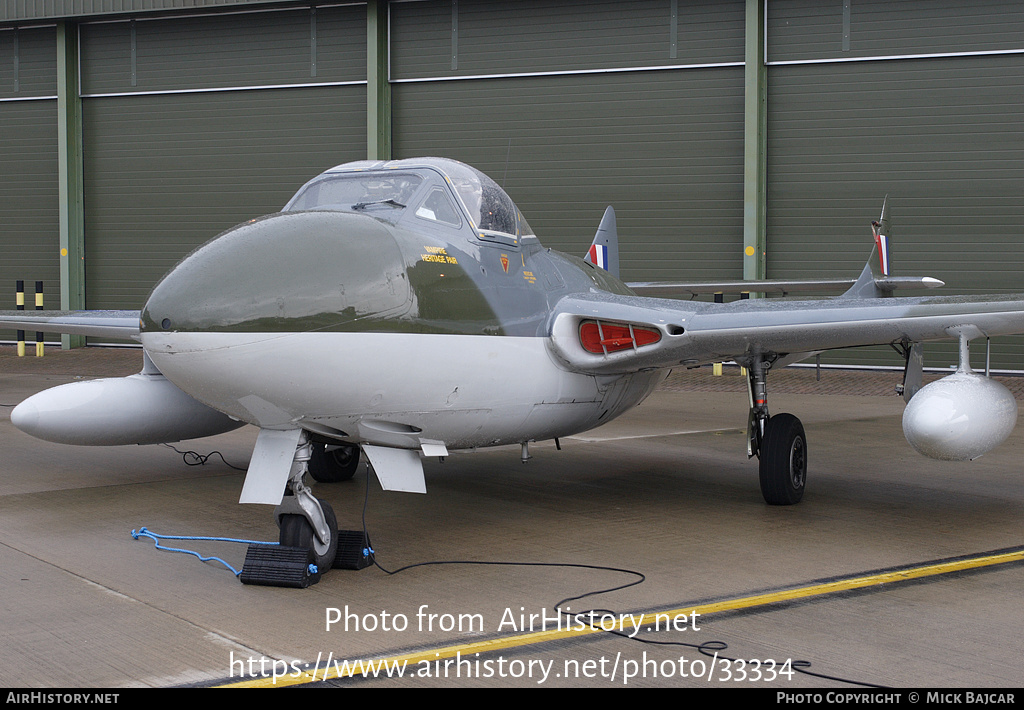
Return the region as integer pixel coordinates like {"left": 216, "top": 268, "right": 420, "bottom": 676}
{"left": 767, "top": 0, "right": 1024, "bottom": 370}
{"left": 78, "top": 6, "right": 368, "bottom": 317}
{"left": 394, "top": 71, "right": 745, "bottom": 282}
{"left": 391, "top": 0, "right": 746, "bottom": 283}
{"left": 0, "top": 27, "right": 58, "bottom": 342}
{"left": 82, "top": 88, "right": 368, "bottom": 312}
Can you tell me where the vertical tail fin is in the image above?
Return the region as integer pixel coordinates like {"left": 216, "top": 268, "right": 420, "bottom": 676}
{"left": 584, "top": 206, "right": 620, "bottom": 278}
{"left": 871, "top": 196, "right": 891, "bottom": 277}
{"left": 842, "top": 196, "right": 892, "bottom": 299}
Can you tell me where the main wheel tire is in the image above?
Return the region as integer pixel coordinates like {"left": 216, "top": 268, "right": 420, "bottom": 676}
{"left": 279, "top": 499, "right": 339, "bottom": 572}
{"left": 758, "top": 413, "right": 807, "bottom": 506}
{"left": 308, "top": 444, "right": 360, "bottom": 483}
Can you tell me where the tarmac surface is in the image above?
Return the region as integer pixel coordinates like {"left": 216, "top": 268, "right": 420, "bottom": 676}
{"left": 1, "top": 345, "right": 1022, "bottom": 689}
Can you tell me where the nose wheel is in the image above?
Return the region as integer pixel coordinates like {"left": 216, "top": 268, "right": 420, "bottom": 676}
{"left": 279, "top": 498, "right": 338, "bottom": 572}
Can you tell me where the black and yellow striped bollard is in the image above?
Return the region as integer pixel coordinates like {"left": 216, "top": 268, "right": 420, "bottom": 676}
{"left": 16, "top": 280, "right": 25, "bottom": 357}
{"left": 35, "top": 281, "right": 44, "bottom": 357}
{"left": 14, "top": 281, "right": 45, "bottom": 357}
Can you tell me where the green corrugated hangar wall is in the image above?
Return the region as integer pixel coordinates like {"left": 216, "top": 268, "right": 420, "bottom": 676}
{"left": 1, "top": 0, "right": 1023, "bottom": 368}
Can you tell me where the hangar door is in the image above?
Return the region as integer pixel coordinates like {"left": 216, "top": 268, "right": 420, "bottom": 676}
{"left": 79, "top": 5, "right": 369, "bottom": 315}
{"left": 766, "top": 0, "right": 1024, "bottom": 370}
{"left": 390, "top": 0, "right": 748, "bottom": 285}
{"left": 0, "top": 27, "right": 59, "bottom": 343}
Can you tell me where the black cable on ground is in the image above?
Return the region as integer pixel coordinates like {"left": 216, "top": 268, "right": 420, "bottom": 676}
{"left": 159, "top": 442, "right": 247, "bottom": 471}
{"left": 353, "top": 461, "right": 885, "bottom": 688}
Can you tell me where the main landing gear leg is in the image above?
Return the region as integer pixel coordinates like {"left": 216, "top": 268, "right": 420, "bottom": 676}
{"left": 308, "top": 443, "right": 360, "bottom": 483}
{"left": 274, "top": 431, "right": 338, "bottom": 572}
{"left": 746, "top": 357, "right": 807, "bottom": 505}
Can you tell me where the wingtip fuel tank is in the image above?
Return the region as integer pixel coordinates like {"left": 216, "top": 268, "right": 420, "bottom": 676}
{"left": 11, "top": 373, "right": 244, "bottom": 446}
{"left": 902, "top": 372, "right": 1018, "bottom": 461}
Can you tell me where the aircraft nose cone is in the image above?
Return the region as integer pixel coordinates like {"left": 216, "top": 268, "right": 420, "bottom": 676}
{"left": 140, "top": 210, "right": 409, "bottom": 338}
{"left": 10, "top": 399, "right": 40, "bottom": 435}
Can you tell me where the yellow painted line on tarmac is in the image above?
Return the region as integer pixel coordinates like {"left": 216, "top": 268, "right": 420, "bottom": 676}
{"left": 219, "top": 546, "right": 1024, "bottom": 687}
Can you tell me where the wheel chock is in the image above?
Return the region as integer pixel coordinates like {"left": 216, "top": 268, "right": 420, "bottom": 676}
{"left": 240, "top": 543, "right": 321, "bottom": 588}
{"left": 334, "top": 530, "right": 373, "bottom": 570}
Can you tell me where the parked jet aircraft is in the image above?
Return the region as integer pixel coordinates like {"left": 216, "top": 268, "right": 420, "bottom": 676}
{"left": 2, "top": 157, "right": 1021, "bottom": 573}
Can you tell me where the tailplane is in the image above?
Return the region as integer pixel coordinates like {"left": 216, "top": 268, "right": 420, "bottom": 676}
{"left": 842, "top": 197, "right": 942, "bottom": 298}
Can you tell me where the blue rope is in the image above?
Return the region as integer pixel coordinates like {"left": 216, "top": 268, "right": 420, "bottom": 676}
{"left": 131, "top": 526, "right": 283, "bottom": 577}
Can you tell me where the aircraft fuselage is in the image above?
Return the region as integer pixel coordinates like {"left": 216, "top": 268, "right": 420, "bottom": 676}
{"left": 139, "top": 163, "right": 664, "bottom": 451}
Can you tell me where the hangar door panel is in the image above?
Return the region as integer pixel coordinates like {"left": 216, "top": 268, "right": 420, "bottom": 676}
{"left": 79, "top": 7, "right": 368, "bottom": 317}
{"left": 767, "top": 0, "right": 1024, "bottom": 370}
{"left": 0, "top": 102, "right": 59, "bottom": 343}
{"left": 394, "top": 72, "right": 743, "bottom": 285}
{"left": 80, "top": 7, "right": 365, "bottom": 94}
{"left": 391, "top": 0, "right": 743, "bottom": 78}
{"left": 391, "top": 0, "right": 746, "bottom": 285}
{"left": 82, "top": 88, "right": 367, "bottom": 313}
{"left": 0, "top": 26, "right": 58, "bottom": 343}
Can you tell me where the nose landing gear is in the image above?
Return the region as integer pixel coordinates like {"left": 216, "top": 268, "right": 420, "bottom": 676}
{"left": 273, "top": 432, "right": 339, "bottom": 572}
{"left": 241, "top": 431, "right": 370, "bottom": 587}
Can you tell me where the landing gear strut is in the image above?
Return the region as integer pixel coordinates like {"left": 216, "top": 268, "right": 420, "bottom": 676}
{"left": 746, "top": 355, "right": 806, "bottom": 505}
{"left": 274, "top": 432, "right": 338, "bottom": 571}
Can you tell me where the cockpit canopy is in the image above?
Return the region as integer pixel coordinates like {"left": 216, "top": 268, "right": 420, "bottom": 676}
{"left": 283, "top": 157, "right": 535, "bottom": 239}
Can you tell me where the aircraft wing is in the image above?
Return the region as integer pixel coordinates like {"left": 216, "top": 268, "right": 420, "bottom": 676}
{"left": 0, "top": 310, "right": 141, "bottom": 340}
{"left": 548, "top": 292, "right": 1024, "bottom": 375}
{"left": 626, "top": 276, "right": 943, "bottom": 297}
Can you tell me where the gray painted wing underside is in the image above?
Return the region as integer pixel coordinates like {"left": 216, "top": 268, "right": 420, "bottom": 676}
{"left": 0, "top": 310, "right": 141, "bottom": 340}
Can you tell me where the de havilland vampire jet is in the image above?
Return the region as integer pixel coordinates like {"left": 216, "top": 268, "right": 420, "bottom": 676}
{"left": 3, "top": 157, "right": 1023, "bottom": 572}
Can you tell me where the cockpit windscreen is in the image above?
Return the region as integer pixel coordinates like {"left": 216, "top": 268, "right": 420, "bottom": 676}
{"left": 285, "top": 174, "right": 423, "bottom": 214}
